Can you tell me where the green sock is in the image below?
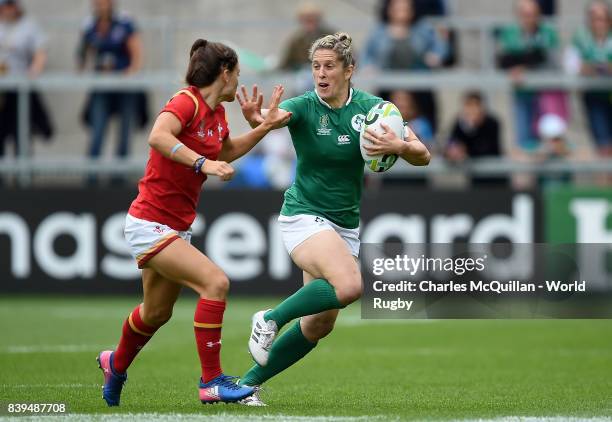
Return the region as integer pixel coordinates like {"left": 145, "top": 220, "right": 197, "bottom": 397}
{"left": 264, "top": 278, "right": 344, "bottom": 329}
{"left": 240, "top": 321, "right": 316, "bottom": 386}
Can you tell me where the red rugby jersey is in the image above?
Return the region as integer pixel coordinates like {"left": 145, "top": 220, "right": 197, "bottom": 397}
{"left": 129, "top": 86, "right": 229, "bottom": 231}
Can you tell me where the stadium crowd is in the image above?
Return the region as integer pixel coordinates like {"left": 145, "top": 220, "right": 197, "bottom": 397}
{"left": 0, "top": 0, "right": 610, "bottom": 188}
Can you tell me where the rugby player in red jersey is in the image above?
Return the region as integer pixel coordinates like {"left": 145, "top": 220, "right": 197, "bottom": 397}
{"left": 96, "top": 38, "right": 290, "bottom": 406}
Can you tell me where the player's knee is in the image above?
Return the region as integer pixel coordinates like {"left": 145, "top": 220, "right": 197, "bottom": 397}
{"left": 141, "top": 306, "right": 173, "bottom": 327}
{"left": 335, "top": 279, "right": 363, "bottom": 305}
{"left": 212, "top": 271, "right": 230, "bottom": 295}
{"left": 196, "top": 269, "right": 229, "bottom": 299}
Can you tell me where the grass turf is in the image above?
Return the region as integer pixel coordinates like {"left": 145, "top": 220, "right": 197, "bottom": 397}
{"left": 0, "top": 296, "right": 611, "bottom": 421}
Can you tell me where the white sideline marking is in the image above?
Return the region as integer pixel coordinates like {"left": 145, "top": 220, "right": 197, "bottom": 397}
{"left": 2, "top": 383, "right": 97, "bottom": 388}
{"left": 0, "top": 414, "right": 389, "bottom": 422}
{"left": 1, "top": 345, "right": 113, "bottom": 354}
{"left": 1, "top": 414, "right": 610, "bottom": 422}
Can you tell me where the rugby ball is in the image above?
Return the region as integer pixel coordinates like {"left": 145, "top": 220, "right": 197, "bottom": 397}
{"left": 359, "top": 101, "right": 404, "bottom": 173}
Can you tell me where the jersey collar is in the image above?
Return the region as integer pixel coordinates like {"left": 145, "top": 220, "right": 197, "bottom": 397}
{"left": 314, "top": 87, "right": 354, "bottom": 109}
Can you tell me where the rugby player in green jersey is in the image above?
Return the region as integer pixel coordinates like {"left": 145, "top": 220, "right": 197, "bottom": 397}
{"left": 235, "top": 32, "right": 430, "bottom": 405}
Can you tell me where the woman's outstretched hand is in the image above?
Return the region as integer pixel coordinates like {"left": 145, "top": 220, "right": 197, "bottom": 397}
{"left": 262, "top": 85, "right": 292, "bottom": 130}
{"left": 236, "top": 84, "right": 264, "bottom": 128}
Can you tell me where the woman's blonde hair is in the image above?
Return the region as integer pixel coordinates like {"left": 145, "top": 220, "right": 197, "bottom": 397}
{"left": 308, "top": 32, "right": 355, "bottom": 67}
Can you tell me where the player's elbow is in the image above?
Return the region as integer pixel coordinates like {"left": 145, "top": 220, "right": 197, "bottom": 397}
{"left": 147, "top": 131, "right": 164, "bottom": 151}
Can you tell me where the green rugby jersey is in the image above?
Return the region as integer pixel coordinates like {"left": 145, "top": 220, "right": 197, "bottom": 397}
{"left": 572, "top": 27, "right": 612, "bottom": 65}
{"left": 279, "top": 88, "right": 381, "bottom": 229}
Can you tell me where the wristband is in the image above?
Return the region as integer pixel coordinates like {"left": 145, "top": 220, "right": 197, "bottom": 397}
{"left": 170, "top": 142, "right": 184, "bottom": 156}
{"left": 193, "top": 156, "right": 206, "bottom": 174}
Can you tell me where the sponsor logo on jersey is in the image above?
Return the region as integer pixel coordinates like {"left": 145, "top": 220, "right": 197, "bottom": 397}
{"left": 337, "top": 134, "right": 351, "bottom": 145}
{"left": 207, "top": 129, "right": 214, "bottom": 138}
{"left": 197, "top": 122, "right": 205, "bottom": 138}
{"left": 351, "top": 114, "right": 365, "bottom": 132}
{"left": 317, "top": 114, "right": 332, "bottom": 136}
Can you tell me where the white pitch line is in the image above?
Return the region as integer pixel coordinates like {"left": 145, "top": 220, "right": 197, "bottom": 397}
{"left": 1, "top": 345, "right": 114, "bottom": 354}
{"left": 1, "top": 383, "right": 97, "bottom": 388}
{"left": 0, "top": 414, "right": 392, "bottom": 422}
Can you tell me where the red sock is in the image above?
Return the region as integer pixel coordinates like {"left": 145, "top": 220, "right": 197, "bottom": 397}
{"left": 113, "top": 305, "right": 159, "bottom": 374}
{"left": 194, "top": 298, "right": 225, "bottom": 382}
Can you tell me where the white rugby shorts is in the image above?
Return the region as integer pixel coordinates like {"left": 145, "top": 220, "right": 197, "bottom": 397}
{"left": 278, "top": 214, "right": 360, "bottom": 257}
{"left": 124, "top": 214, "right": 192, "bottom": 268}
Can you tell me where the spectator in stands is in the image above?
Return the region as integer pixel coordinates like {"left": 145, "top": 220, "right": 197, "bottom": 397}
{"left": 445, "top": 92, "right": 506, "bottom": 186}
{"left": 565, "top": 0, "right": 611, "bottom": 156}
{"left": 0, "top": 0, "right": 53, "bottom": 157}
{"left": 497, "top": 0, "right": 560, "bottom": 151}
{"left": 364, "top": 0, "right": 448, "bottom": 133}
{"left": 382, "top": 0, "right": 457, "bottom": 67}
{"left": 535, "top": 113, "right": 572, "bottom": 186}
{"left": 387, "top": 89, "right": 434, "bottom": 149}
{"left": 278, "top": 2, "right": 334, "bottom": 71}
{"left": 363, "top": 0, "right": 449, "bottom": 71}
{"left": 77, "top": 0, "right": 143, "bottom": 168}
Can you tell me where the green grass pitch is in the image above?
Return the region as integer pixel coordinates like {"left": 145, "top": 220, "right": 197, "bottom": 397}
{"left": 0, "top": 296, "right": 611, "bottom": 421}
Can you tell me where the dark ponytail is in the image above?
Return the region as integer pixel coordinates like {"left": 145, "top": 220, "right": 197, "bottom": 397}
{"left": 185, "top": 38, "right": 238, "bottom": 88}
{"left": 189, "top": 39, "right": 208, "bottom": 58}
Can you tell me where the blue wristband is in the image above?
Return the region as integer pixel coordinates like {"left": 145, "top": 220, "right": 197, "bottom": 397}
{"left": 194, "top": 156, "right": 206, "bottom": 174}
